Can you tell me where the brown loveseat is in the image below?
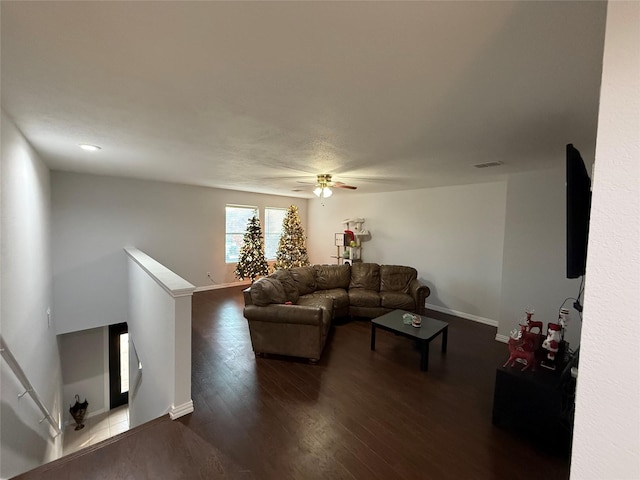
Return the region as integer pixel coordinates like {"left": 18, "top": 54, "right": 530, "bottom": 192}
{"left": 242, "top": 263, "right": 430, "bottom": 362}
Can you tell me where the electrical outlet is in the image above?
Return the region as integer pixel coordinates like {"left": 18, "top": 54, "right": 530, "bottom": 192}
{"left": 207, "top": 272, "right": 211, "bottom": 277}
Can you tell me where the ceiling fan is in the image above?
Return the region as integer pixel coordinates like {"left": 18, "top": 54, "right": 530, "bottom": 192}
{"left": 311, "top": 174, "right": 357, "bottom": 199}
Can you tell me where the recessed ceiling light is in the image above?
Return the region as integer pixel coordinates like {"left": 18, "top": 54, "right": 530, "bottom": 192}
{"left": 78, "top": 144, "right": 101, "bottom": 152}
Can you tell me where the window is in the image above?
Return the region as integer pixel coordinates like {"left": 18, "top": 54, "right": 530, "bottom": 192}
{"left": 264, "top": 207, "right": 287, "bottom": 260}
{"left": 225, "top": 205, "right": 258, "bottom": 263}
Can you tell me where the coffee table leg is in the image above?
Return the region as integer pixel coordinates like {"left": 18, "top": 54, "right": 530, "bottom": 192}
{"left": 420, "top": 340, "right": 429, "bottom": 371}
{"left": 442, "top": 326, "right": 448, "bottom": 353}
{"left": 370, "top": 324, "right": 376, "bottom": 351}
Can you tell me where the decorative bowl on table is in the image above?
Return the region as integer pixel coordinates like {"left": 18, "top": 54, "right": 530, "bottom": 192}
{"left": 402, "top": 313, "right": 421, "bottom": 327}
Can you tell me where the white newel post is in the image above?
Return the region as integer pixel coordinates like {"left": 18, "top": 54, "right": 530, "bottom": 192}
{"left": 170, "top": 295, "right": 194, "bottom": 419}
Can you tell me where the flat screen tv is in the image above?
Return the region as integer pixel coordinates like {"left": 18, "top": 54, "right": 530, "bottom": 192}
{"left": 566, "top": 144, "right": 592, "bottom": 279}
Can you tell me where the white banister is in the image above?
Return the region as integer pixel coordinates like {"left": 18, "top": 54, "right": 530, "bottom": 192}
{"left": 124, "top": 248, "right": 195, "bottom": 298}
{"left": 0, "top": 335, "right": 63, "bottom": 437}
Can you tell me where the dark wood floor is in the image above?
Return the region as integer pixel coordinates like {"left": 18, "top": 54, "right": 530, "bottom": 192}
{"left": 19, "top": 287, "right": 570, "bottom": 479}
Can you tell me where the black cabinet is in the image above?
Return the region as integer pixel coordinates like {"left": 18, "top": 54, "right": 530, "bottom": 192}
{"left": 492, "top": 365, "right": 576, "bottom": 456}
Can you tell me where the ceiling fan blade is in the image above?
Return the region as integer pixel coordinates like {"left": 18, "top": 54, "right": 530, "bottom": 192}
{"left": 333, "top": 182, "right": 357, "bottom": 190}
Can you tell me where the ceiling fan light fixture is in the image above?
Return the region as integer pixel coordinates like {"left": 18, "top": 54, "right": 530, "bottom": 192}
{"left": 313, "top": 186, "right": 332, "bottom": 198}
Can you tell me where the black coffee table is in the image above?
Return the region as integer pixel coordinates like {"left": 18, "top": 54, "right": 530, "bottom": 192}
{"left": 370, "top": 310, "right": 449, "bottom": 372}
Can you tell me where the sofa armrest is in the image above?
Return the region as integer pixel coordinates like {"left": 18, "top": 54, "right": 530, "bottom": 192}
{"left": 409, "top": 279, "right": 431, "bottom": 316}
{"left": 243, "top": 304, "right": 323, "bottom": 326}
{"left": 243, "top": 287, "right": 253, "bottom": 306}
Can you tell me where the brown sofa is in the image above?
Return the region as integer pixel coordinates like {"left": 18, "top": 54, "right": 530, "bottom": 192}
{"left": 242, "top": 263, "right": 430, "bottom": 362}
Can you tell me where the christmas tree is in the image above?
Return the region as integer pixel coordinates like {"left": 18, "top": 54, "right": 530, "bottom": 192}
{"left": 234, "top": 216, "right": 269, "bottom": 282}
{"left": 274, "top": 205, "right": 310, "bottom": 269}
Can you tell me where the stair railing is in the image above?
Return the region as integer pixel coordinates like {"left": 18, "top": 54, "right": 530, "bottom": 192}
{"left": 0, "top": 334, "right": 63, "bottom": 437}
{"left": 130, "top": 335, "right": 143, "bottom": 399}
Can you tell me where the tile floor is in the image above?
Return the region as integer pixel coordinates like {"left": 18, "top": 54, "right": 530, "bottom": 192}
{"left": 62, "top": 405, "right": 129, "bottom": 455}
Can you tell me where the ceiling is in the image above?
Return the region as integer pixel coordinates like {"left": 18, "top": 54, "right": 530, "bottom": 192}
{"left": 1, "top": 1, "right": 607, "bottom": 198}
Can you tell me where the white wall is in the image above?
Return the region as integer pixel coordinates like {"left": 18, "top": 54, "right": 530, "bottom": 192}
{"left": 499, "top": 168, "right": 584, "bottom": 348}
{"left": 307, "top": 182, "right": 507, "bottom": 324}
{"left": 58, "top": 327, "right": 108, "bottom": 420}
{"left": 308, "top": 167, "right": 589, "bottom": 353}
{"left": 51, "top": 171, "right": 307, "bottom": 334}
{"left": 571, "top": 2, "right": 640, "bottom": 478}
{"left": 0, "top": 111, "right": 63, "bottom": 478}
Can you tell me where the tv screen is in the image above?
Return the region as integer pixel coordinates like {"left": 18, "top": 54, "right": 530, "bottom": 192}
{"left": 566, "top": 144, "right": 592, "bottom": 279}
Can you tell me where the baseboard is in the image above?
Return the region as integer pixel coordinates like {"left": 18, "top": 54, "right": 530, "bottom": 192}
{"left": 425, "top": 303, "right": 499, "bottom": 327}
{"left": 495, "top": 333, "right": 510, "bottom": 344}
{"left": 194, "top": 280, "right": 251, "bottom": 292}
{"left": 88, "top": 407, "right": 107, "bottom": 418}
{"left": 169, "top": 400, "right": 194, "bottom": 420}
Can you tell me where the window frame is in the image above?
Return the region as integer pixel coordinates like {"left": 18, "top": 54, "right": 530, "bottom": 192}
{"left": 264, "top": 207, "right": 287, "bottom": 261}
{"left": 225, "top": 204, "right": 259, "bottom": 264}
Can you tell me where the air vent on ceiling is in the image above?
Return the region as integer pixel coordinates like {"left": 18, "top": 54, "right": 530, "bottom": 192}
{"left": 473, "top": 161, "right": 504, "bottom": 169}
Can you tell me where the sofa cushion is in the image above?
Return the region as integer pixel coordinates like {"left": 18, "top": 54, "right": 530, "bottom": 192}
{"left": 297, "top": 295, "right": 334, "bottom": 311}
{"left": 289, "top": 266, "right": 316, "bottom": 296}
{"left": 310, "top": 288, "right": 350, "bottom": 311}
{"left": 348, "top": 288, "right": 381, "bottom": 308}
{"left": 380, "top": 265, "right": 417, "bottom": 293}
{"left": 350, "top": 263, "right": 380, "bottom": 291}
{"left": 314, "top": 264, "right": 351, "bottom": 290}
{"left": 270, "top": 269, "right": 300, "bottom": 304}
{"left": 250, "top": 277, "right": 287, "bottom": 306}
{"left": 380, "top": 291, "right": 416, "bottom": 311}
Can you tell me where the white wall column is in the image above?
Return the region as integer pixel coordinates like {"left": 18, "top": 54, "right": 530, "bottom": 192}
{"left": 570, "top": 2, "right": 640, "bottom": 478}
{"left": 124, "top": 248, "right": 195, "bottom": 428}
